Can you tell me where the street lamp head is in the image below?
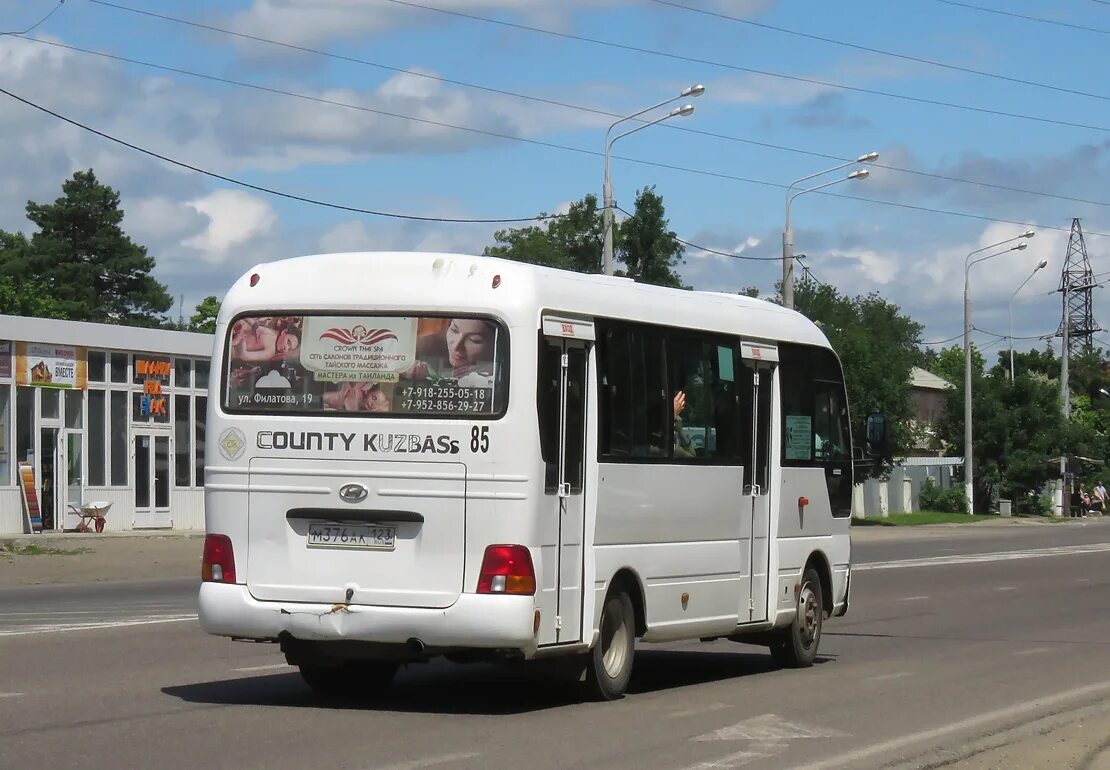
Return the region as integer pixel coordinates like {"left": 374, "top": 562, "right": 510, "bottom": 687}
{"left": 671, "top": 104, "right": 695, "bottom": 117}
{"left": 1010, "top": 242, "right": 1028, "bottom": 252}
{"left": 847, "top": 168, "right": 870, "bottom": 180}
{"left": 681, "top": 84, "right": 706, "bottom": 98}
{"left": 1100, "top": 387, "right": 1110, "bottom": 397}
{"left": 1023, "top": 229, "right": 1035, "bottom": 239}
{"left": 1036, "top": 258, "right": 1048, "bottom": 270}
{"left": 857, "top": 151, "right": 880, "bottom": 163}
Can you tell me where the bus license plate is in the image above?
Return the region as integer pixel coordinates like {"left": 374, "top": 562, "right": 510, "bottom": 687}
{"left": 307, "top": 523, "right": 396, "bottom": 550}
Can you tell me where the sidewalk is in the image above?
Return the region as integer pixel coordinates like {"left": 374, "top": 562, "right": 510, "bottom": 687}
{"left": 0, "top": 530, "right": 203, "bottom": 586}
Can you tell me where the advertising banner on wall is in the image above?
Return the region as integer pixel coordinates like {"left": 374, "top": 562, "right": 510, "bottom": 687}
{"left": 15, "top": 343, "right": 88, "bottom": 389}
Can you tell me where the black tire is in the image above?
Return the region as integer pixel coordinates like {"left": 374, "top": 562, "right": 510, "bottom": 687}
{"left": 298, "top": 661, "right": 399, "bottom": 697}
{"left": 585, "top": 590, "right": 636, "bottom": 701}
{"left": 770, "top": 567, "right": 823, "bottom": 669}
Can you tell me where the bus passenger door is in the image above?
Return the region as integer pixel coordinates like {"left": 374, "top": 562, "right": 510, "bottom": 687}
{"left": 739, "top": 342, "right": 777, "bottom": 623}
{"left": 540, "top": 330, "right": 590, "bottom": 644}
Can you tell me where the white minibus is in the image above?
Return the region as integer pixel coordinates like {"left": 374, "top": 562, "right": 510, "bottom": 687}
{"left": 199, "top": 251, "right": 867, "bottom": 700}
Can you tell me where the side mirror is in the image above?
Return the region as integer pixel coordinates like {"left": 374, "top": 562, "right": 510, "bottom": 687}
{"left": 865, "top": 412, "right": 891, "bottom": 459}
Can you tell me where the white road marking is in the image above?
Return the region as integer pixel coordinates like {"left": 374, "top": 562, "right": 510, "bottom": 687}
{"left": 694, "top": 713, "right": 846, "bottom": 742}
{"left": 898, "top": 595, "right": 930, "bottom": 602}
{"left": 369, "top": 753, "right": 482, "bottom": 770}
{"left": 995, "top": 586, "right": 1017, "bottom": 591}
{"left": 791, "top": 679, "right": 1110, "bottom": 770}
{"left": 1013, "top": 647, "right": 1052, "bottom": 656}
{"left": 867, "top": 671, "right": 914, "bottom": 682}
{"left": 0, "top": 614, "right": 197, "bottom": 637}
{"left": 856, "top": 542, "right": 1110, "bottom": 571}
{"left": 233, "top": 663, "right": 289, "bottom": 672}
{"left": 0, "top": 692, "right": 25, "bottom": 699}
{"left": 677, "top": 748, "right": 767, "bottom": 769}
{"left": 671, "top": 703, "right": 732, "bottom": 718}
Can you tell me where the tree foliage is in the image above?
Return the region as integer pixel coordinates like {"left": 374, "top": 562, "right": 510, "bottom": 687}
{"left": 10, "top": 170, "right": 173, "bottom": 326}
{"left": 188, "top": 296, "right": 221, "bottom": 334}
{"left": 793, "top": 277, "right": 923, "bottom": 457}
{"left": 484, "top": 187, "right": 686, "bottom": 288}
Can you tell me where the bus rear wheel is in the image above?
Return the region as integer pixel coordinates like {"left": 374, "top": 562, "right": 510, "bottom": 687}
{"left": 585, "top": 590, "right": 636, "bottom": 701}
{"left": 770, "top": 567, "right": 823, "bottom": 669}
{"left": 298, "top": 661, "right": 399, "bottom": 697}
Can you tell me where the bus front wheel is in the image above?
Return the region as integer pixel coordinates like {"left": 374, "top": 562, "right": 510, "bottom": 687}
{"left": 585, "top": 590, "right": 635, "bottom": 701}
{"left": 770, "top": 567, "right": 823, "bottom": 668}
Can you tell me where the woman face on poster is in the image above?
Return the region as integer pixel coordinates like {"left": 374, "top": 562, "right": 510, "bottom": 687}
{"left": 325, "top": 381, "right": 391, "bottom": 412}
{"left": 444, "top": 318, "right": 495, "bottom": 375}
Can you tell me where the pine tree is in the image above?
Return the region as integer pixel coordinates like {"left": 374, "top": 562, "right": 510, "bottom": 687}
{"left": 22, "top": 169, "right": 173, "bottom": 326}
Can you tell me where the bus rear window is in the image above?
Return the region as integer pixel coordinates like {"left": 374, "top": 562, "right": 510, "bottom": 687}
{"left": 223, "top": 315, "right": 508, "bottom": 418}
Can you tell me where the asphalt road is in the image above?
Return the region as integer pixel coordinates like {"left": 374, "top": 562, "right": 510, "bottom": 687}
{"left": 1, "top": 519, "right": 1108, "bottom": 770}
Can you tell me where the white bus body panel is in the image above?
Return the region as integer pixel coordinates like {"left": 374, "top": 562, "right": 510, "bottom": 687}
{"left": 201, "top": 252, "right": 849, "bottom": 657}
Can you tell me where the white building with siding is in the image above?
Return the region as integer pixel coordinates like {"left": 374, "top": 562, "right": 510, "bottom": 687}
{"left": 0, "top": 315, "right": 212, "bottom": 534}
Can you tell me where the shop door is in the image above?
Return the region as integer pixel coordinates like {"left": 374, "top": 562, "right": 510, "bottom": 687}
{"left": 60, "top": 430, "right": 84, "bottom": 531}
{"left": 134, "top": 433, "right": 172, "bottom": 528}
{"left": 39, "top": 428, "right": 58, "bottom": 531}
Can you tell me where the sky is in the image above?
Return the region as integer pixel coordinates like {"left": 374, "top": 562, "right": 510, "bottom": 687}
{"left": 1, "top": 0, "right": 1108, "bottom": 356}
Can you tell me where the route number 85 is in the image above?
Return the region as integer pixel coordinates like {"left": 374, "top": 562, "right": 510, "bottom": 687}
{"left": 470, "top": 426, "right": 489, "bottom": 453}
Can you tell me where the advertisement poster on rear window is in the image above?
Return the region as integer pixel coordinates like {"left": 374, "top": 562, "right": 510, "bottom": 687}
{"left": 224, "top": 315, "right": 506, "bottom": 417}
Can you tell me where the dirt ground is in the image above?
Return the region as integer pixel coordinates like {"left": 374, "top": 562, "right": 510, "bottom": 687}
{"left": 0, "top": 532, "right": 203, "bottom": 586}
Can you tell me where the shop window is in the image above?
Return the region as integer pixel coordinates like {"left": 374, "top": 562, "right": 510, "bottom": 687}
{"left": 110, "top": 391, "right": 128, "bottom": 486}
{"left": 87, "top": 351, "right": 106, "bottom": 383}
{"left": 174, "top": 359, "right": 192, "bottom": 388}
{"left": 195, "top": 395, "right": 206, "bottom": 485}
{"left": 16, "top": 387, "right": 34, "bottom": 464}
{"left": 110, "top": 353, "right": 128, "bottom": 383}
{"left": 175, "top": 395, "right": 191, "bottom": 487}
{"left": 0, "top": 386, "right": 10, "bottom": 486}
{"left": 65, "top": 390, "right": 82, "bottom": 430}
{"left": 40, "top": 388, "right": 59, "bottom": 420}
{"left": 87, "top": 391, "right": 106, "bottom": 487}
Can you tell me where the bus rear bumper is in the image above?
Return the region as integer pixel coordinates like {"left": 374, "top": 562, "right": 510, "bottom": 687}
{"left": 198, "top": 582, "right": 537, "bottom": 653}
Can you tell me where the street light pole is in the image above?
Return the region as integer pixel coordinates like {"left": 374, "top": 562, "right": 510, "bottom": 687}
{"left": 963, "top": 230, "right": 1035, "bottom": 513}
{"left": 603, "top": 84, "right": 704, "bottom": 276}
{"left": 782, "top": 153, "right": 878, "bottom": 309}
{"left": 1009, "top": 258, "right": 1049, "bottom": 382}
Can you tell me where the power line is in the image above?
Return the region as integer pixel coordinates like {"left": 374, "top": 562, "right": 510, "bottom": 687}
{"left": 0, "top": 86, "right": 565, "bottom": 224}
{"left": 1, "top": 0, "right": 65, "bottom": 35}
{"left": 920, "top": 332, "right": 965, "bottom": 346}
{"left": 648, "top": 0, "right": 1110, "bottom": 103}
{"left": 78, "top": 2, "right": 1110, "bottom": 209}
{"left": 973, "top": 325, "right": 1056, "bottom": 341}
{"left": 5, "top": 65, "right": 1107, "bottom": 240}
{"left": 933, "top": 0, "right": 1110, "bottom": 34}
{"left": 374, "top": 0, "right": 1110, "bottom": 133}
{"left": 615, "top": 204, "right": 784, "bottom": 261}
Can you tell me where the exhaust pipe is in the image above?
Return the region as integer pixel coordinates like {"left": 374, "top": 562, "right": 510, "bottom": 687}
{"left": 406, "top": 637, "right": 425, "bottom": 655}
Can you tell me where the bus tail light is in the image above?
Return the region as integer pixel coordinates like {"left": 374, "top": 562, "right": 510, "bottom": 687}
{"left": 202, "top": 534, "right": 237, "bottom": 583}
{"left": 477, "top": 545, "right": 535, "bottom": 595}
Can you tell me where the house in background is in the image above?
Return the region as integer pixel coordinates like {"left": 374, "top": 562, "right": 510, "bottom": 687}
{"left": 906, "top": 366, "right": 952, "bottom": 457}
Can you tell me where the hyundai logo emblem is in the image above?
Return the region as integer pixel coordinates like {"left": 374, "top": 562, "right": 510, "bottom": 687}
{"left": 338, "top": 483, "right": 368, "bottom": 503}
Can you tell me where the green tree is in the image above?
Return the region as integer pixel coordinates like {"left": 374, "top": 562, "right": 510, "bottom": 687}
{"left": 618, "top": 187, "right": 686, "bottom": 288}
{"left": 188, "top": 296, "right": 221, "bottom": 334}
{"left": 936, "top": 361, "right": 1068, "bottom": 512}
{"left": 0, "top": 275, "right": 66, "bottom": 319}
{"left": 20, "top": 169, "right": 172, "bottom": 326}
{"left": 925, "top": 343, "right": 983, "bottom": 387}
{"left": 793, "top": 277, "right": 923, "bottom": 457}
{"left": 484, "top": 187, "right": 686, "bottom": 288}
{"left": 484, "top": 194, "right": 604, "bottom": 272}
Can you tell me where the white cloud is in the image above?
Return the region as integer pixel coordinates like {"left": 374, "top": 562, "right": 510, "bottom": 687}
{"left": 184, "top": 190, "right": 278, "bottom": 263}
